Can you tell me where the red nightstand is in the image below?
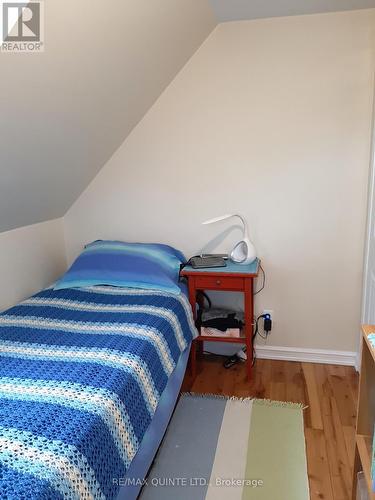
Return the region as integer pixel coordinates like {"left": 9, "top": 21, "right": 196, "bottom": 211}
{"left": 181, "top": 259, "right": 260, "bottom": 380}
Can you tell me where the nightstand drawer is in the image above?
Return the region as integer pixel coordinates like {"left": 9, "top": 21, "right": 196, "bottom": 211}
{"left": 194, "top": 276, "right": 244, "bottom": 290}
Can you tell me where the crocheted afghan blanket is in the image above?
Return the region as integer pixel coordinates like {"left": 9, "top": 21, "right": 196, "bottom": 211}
{"left": 0, "top": 286, "right": 197, "bottom": 499}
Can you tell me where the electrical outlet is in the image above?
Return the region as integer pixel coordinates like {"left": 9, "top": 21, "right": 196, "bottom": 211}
{"left": 263, "top": 309, "right": 274, "bottom": 321}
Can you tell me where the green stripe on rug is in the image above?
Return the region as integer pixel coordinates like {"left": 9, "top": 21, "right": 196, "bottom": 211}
{"left": 242, "top": 400, "right": 309, "bottom": 500}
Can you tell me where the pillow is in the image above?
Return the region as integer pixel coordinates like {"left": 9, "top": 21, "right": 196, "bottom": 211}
{"left": 54, "top": 240, "right": 186, "bottom": 294}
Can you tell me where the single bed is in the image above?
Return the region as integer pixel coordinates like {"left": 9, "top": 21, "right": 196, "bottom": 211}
{"left": 0, "top": 283, "right": 196, "bottom": 499}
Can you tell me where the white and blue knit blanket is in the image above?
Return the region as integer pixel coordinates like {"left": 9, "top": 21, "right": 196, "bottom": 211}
{"left": 0, "top": 286, "right": 196, "bottom": 499}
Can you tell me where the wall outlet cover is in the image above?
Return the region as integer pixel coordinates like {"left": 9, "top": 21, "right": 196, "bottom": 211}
{"left": 263, "top": 309, "right": 274, "bottom": 321}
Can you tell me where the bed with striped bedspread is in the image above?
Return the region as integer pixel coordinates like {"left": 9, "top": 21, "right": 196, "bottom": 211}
{"left": 0, "top": 285, "right": 196, "bottom": 499}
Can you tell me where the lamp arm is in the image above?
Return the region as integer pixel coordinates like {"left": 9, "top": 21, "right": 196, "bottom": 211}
{"left": 233, "top": 214, "right": 250, "bottom": 240}
{"left": 202, "top": 213, "right": 250, "bottom": 240}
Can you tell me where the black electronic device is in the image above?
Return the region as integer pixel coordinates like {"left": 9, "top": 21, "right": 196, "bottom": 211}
{"left": 189, "top": 255, "right": 227, "bottom": 269}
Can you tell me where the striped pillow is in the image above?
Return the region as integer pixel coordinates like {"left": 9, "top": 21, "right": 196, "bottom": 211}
{"left": 55, "top": 241, "right": 186, "bottom": 294}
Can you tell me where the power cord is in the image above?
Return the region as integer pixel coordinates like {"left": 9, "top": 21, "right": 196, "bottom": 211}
{"left": 254, "top": 264, "right": 265, "bottom": 295}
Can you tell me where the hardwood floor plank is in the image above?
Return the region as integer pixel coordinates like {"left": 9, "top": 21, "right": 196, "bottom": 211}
{"left": 327, "top": 367, "right": 356, "bottom": 428}
{"left": 342, "top": 426, "right": 355, "bottom": 475}
{"left": 345, "top": 365, "right": 359, "bottom": 406}
{"left": 306, "top": 428, "right": 335, "bottom": 500}
{"left": 303, "top": 362, "right": 324, "bottom": 430}
{"left": 270, "top": 360, "right": 287, "bottom": 401}
{"left": 285, "top": 360, "right": 308, "bottom": 405}
{"left": 322, "top": 397, "right": 352, "bottom": 499}
{"left": 258, "top": 358, "right": 273, "bottom": 399}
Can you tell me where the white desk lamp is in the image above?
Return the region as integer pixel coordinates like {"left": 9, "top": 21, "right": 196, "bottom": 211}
{"left": 202, "top": 214, "right": 257, "bottom": 265}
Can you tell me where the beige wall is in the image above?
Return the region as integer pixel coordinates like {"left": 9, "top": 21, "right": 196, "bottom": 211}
{"left": 0, "top": 219, "right": 67, "bottom": 311}
{"left": 64, "top": 10, "right": 375, "bottom": 352}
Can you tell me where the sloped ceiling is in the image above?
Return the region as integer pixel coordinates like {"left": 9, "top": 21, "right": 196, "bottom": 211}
{"left": 3, "top": 0, "right": 374, "bottom": 234}
{"left": 209, "top": 0, "right": 375, "bottom": 22}
{"left": 0, "top": 0, "right": 216, "bottom": 232}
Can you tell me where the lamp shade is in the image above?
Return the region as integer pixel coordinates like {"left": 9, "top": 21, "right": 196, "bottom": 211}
{"left": 202, "top": 213, "right": 257, "bottom": 265}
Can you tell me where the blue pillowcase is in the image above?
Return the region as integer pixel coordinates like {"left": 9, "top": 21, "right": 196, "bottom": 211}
{"left": 54, "top": 241, "right": 186, "bottom": 294}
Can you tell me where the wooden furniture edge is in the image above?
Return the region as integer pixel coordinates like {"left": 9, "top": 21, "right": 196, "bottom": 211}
{"left": 352, "top": 325, "right": 375, "bottom": 499}
{"left": 362, "top": 325, "right": 375, "bottom": 363}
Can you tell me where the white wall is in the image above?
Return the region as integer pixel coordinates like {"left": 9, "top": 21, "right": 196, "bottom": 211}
{"left": 0, "top": 0, "right": 216, "bottom": 233}
{"left": 0, "top": 219, "right": 67, "bottom": 311}
{"left": 64, "top": 10, "right": 375, "bottom": 352}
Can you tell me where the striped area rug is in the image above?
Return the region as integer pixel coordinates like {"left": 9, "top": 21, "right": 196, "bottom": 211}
{"left": 140, "top": 394, "right": 309, "bottom": 500}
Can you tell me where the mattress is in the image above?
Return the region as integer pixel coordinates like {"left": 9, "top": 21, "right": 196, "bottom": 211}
{"left": 0, "top": 285, "right": 196, "bottom": 499}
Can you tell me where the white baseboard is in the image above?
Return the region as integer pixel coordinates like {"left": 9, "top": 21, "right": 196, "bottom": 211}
{"left": 255, "top": 344, "right": 357, "bottom": 367}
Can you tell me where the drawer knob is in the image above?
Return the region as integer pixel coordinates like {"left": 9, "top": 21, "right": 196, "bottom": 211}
{"left": 216, "top": 280, "right": 221, "bottom": 285}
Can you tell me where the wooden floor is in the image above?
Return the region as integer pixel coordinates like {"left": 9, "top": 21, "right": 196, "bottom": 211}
{"left": 182, "top": 354, "right": 359, "bottom": 500}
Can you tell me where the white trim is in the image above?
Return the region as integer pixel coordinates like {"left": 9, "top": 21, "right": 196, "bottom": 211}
{"left": 361, "top": 74, "right": 375, "bottom": 325}
{"left": 255, "top": 344, "right": 357, "bottom": 367}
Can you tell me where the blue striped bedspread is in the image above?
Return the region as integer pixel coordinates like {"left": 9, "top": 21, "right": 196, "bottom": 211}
{"left": 0, "top": 285, "right": 197, "bottom": 499}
